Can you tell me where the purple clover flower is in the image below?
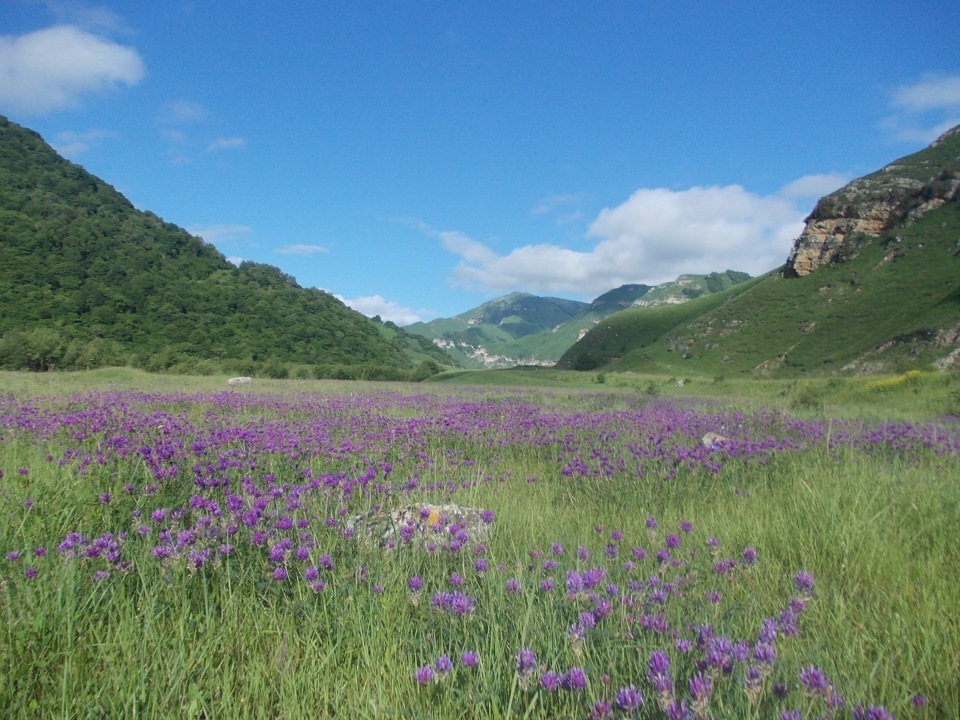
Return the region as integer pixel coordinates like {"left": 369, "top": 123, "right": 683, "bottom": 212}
{"left": 434, "top": 654, "right": 453, "bottom": 676}
{"left": 540, "top": 670, "right": 561, "bottom": 692}
{"left": 514, "top": 647, "right": 537, "bottom": 678}
{"left": 613, "top": 685, "right": 643, "bottom": 715}
{"left": 460, "top": 651, "right": 478, "bottom": 667}
{"left": 794, "top": 570, "right": 814, "bottom": 594}
{"left": 799, "top": 665, "right": 830, "bottom": 696}
{"left": 413, "top": 665, "right": 434, "bottom": 685}
{"left": 561, "top": 667, "right": 587, "bottom": 691}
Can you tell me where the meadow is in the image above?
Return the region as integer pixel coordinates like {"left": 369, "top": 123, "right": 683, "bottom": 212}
{"left": 1, "top": 370, "right": 957, "bottom": 718}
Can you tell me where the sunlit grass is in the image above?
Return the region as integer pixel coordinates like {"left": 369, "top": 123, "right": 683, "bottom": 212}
{"left": 1, "top": 377, "right": 956, "bottom": 717}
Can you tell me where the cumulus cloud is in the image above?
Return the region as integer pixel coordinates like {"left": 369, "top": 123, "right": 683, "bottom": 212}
{"left": 436, "top": 175, "right": 849, "bottom": 299}
{"left": 188, "top": 224, "right": 253, "bottom": 244}
{"left": 336, "top": 294, "right": 426, "bottom": 325}
{"left": 883, "top": 74, "right": 960, "bottom": 144}
{"left": 275, "top": 244, "right": 328, "bottom": 256}
{"left": 0, "top": 25, "right": 144, "bottom": 115}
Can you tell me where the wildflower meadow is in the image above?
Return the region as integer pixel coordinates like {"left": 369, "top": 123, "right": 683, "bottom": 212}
{"left": 0, "top": 379, "right": 957, "bottom": 718}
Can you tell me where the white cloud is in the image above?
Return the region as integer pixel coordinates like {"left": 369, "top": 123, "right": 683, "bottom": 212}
{"left": 883, "top": 75, "right": 960, "bottom": 144}
{"left": 778, "top": 173, "right": 851, "bottom": 200}
{"left": 436, "top": 175, "right": 849, "bottom": 298}
{"left": 42, "top": 1, "right": 131, "bottom": 36}
{"left": 275, "top": 244, "right": 328, "bottom": 256}
{"left": 0, "top": 25, "right": 144, "bottom": 114}
{"left": 52, "top": 127, "right": 115, "bottom": 157}
{"left": 188, "top": 224, "right": 253, "bottom": 244}
{"left": 207, "top": 136, "right": 247, "bottom": 152}
{"left": 336, "top": 294, "right": 426, "bottom": 325}
{"left": 159, "top": 99, "right": 207, "bottom": 125}
{"left": 892, "top": 76, "right": 960, "bottom": 112}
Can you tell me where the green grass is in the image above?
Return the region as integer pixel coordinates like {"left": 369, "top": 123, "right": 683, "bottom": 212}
{"left": 1, "top": 372, "right": 958, "bottom": 717}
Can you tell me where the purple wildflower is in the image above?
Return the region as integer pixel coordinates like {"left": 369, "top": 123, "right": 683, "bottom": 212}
{"left": 742, "top": 546, "right": 757, "bottom": 565}
{"left": 853, "top": 706, "right": 893, "bottom": 720}
{"left": 460, "top": 651, "right": 478, "bottom": 667}
{"left": 540, "top": 670, "right": 561, "bottom": 692}
{"left": 514, "top": 647, "right": 537, "bottom": 683}
{"left": 799, "top": 665, "right": 830, "bottom": 696}
{"left": 561, "top": 667, "right": 587, "bottom": 691}
{"left": 613, "top": 685, "right": 643, "bottom": 715}
{"left": 434, "top": 654, "right": 453, "bottom": 676}
{"left": 413, "top": 665, "right": 434, "bottom": 685}
{"left": 408, "top": 575, "right": 423, "bottom": 592}
{"left": 688, "top": 672, "right": 711, "bottom": 717}
{"left": 794, "top": 570, "right": 814, "bottom": 595}
{"left": 480, "top": 509, "right": 494, "bottom": 524}
{"left": 590, "top": 699, "right": 612, "bottom": 720}
{"left": 505, "top": 578, "right": 521, "bottom": 595}
{"left": 271, "top": 566, "right": 288, "bottom": 581}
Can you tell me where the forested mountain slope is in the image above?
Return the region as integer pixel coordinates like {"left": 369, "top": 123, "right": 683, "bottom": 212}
{"left": 0, "top": 115, "right": 440, "bottom": 378}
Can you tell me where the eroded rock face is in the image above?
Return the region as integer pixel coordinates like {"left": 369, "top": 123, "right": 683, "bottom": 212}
{"left": 784, "top": 125, "right": 960, "bottom": 277}
{"left": 784, "top": 174, "right": 929, "bottom": 277}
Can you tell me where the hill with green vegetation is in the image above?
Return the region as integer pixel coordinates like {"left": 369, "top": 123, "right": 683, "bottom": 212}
{"left": 559, "top": 126, "right": 960, "bottom": 377}
{"left": 0, "top": 115, "right": 455, "bottom": 379}
{"left": 406, "top": 271, "right": 751, "bottom": 368}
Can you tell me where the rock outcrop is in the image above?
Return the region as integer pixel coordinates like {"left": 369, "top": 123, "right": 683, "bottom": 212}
{"left": 784, "top": 124, "right": 960, "bottom": 277}
{"left": 345, "top": 503, "right": 493, "bottom": 550}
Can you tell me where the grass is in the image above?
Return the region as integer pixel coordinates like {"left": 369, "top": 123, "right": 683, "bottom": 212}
{"left": 1, "top": 371, "right": 958, "bottom": 717}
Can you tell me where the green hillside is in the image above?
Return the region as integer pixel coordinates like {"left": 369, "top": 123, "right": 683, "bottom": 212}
{"left": 559, "top": 132, "right": 960, "bottom": 376}
{"left": 0, "top": 115, "right": 452, "bottom": 378}
{"left": 406, "top": 273, "right": 751, "bottom": 368}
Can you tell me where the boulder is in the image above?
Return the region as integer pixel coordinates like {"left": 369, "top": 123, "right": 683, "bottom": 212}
{"left": 345, "top": 503, "right": 493, "bottom": 549}
{"left": 227, "top": 376, "right": 252, "bottom": 386}
{"left": 701, "top": 432, "right": 731, "bottom": 449}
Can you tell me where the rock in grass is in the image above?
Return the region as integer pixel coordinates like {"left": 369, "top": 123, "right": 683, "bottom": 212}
{"left": 345, "top": 504, "right": 493, "bottom": 549}
{"left": 701, "top": 432, "right": 731, "bottom": 449}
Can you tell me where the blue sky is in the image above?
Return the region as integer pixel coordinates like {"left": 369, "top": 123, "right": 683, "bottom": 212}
{"left": 2, "top": 1, "right": 959, "bottom": 324}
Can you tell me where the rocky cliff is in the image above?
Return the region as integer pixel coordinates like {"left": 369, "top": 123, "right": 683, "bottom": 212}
{"left": 784, "top": 124, "right": 960, "bottom": 277}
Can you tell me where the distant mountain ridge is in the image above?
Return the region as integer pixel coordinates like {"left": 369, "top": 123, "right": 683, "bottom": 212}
{"left": 558, "top": 125, "right": 960, "bottom": 376}
{"left": 0, "top": 114, "right": 454, "bottom": 378}
{"left": 406, "top": 271, "right": 751, "bottom": 368}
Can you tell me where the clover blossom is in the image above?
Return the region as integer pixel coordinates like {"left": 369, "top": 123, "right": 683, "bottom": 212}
{"left": 561, "top": 667, "right": 587, "bottom": 691}
{"left": 514, "top": 647, "right": 537, "bottom": 690}
{"left": 413, "top": 665, "right": 434, "bottom": 685}
{"left": 460, "top": 651, "right": 478, "bottom": 668}
{"left": 687, "top": 672, "right": 711, "bottom": 718}
{"left": 540, "top": 670, "right": 561, "bottom": 692}
{"left": 613, "top": 684, "right": 643, "bottom": 716}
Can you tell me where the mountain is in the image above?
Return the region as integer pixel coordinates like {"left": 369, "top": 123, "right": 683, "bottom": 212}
{"left": 406, "top": 272, "right": 751, "bottom": 368}
{"left": 558, "top": 126, "right": 960, "bottom": 376}
{"left": 0, "top": 114, "right": 454, "bottom": 378}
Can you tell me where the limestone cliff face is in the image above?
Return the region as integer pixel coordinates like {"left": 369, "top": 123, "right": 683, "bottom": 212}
{"left": 784, "top": 125, "right": 960, "bottom": 277}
